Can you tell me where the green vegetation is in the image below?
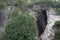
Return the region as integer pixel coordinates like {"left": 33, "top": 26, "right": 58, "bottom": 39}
{"left": 2, "top": 12, "right": 36, "bottom": 40}
{"left": 14, "top": 0, "right": 33, "bottom": 8}
{"left": 3, "top": 0, "right": 60, "bottom": 8}
{"left": 0, "top": 2, "right": 5, "bottom": 9}
{"left": 56, "top": 8, "right": 60, "bottom": 15}
{"left": 54, "top": 21, "right": 60, "bottom": 40}
{"left": 0, "top": 0, "right": 60, "bottom": 40}
{"left": 25, "top": 3, "right": 33, "bottom": 8}
{"left": 35, "top": 0, "right": 60, "bottom": 8}
{"left": 14, "top": 0, "right": 27, "bottom": 6}
{"left": 54, "top": 21, "right": 60, "bottom": 28}
{"left": 55, "top": 29, "right": 60, "bottom": 40}
{"left": 14, "top": 0, "right": 22, "bottom": 6}
{"left": 10, "top": 8, "right": 20, "bottom": 18}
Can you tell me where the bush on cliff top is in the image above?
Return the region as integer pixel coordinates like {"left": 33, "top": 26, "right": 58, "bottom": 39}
{"left": 2, "top": 12, "right": 36, "bottom": 40}
{"left": 0, "top": 2, "right": 5, "bottom": 9}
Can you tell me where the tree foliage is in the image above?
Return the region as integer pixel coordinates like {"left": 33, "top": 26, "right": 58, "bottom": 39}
{"left": 2, "top": 12, "right": 36, "bottom": 40}
{"left": 54, "top": 21, "right": 60, "bottom": 40}
{"left": 55, "top": 29, "right": 60, "bottom": 40}
{"left": 14, "top": 0, "right": 27, "bottom": 6}
{"left": 56, "top": 8, "right": 60, "bottom": 15}
{"left": 35, "top": 0, "right": 60, "bottom": 8}
{"left": 25, "top": 2, "right": 33, "bottom": 8}
{"left": 54, "top": 21, "right": 60, "bottom": 29}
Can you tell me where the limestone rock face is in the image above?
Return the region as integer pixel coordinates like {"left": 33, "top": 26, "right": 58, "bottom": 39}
{"left": 40, "top": 8, "right": 60, "bottom": 40}
{"left": 0, "top": 8, "right": 5, "bottom": 28}
{"left": 0, "top": 6, "right": 15, "bottom": 37}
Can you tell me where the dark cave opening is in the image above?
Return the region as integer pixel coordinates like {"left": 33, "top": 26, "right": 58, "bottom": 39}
{"left": 36, "top": 9, "right": 47, "bottom": 37}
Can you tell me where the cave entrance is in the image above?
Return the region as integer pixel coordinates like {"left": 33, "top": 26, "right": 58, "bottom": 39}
{"left": 36, "top": 9, "right": 47, "bottom": 37}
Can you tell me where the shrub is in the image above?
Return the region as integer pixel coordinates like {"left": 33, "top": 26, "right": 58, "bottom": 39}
{"left": 56, "top": 8, "right": 60, "bottom": 15}
{"left": 54, "top": 2, "right": 60, "bottom": 8}
{"left": 55, "top": 29, "right": 60, "bottom": 40}
{"left": 14, "top": 0, "right": 26, "bottom": 7}
{"left": 54, "top": 21, "right": 60, "bottom": 29}
{"left": 2, "top": 12, "right": 36, "bottom": 40}
{"left": 25, "top": 3, "right": 33, "bottom": 8}
{"left": 0, "top": 2, "right": 5, "bottom": 9}
{"left": 54, "top": 21, "right": 60, "bottom": 40}
{"left": 14, "top": 1, "right": 21, "bottom": 7}
{"left": 10, "top": 8, "right": 19, "bottom": 18}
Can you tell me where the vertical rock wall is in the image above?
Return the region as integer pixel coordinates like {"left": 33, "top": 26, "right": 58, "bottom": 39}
{"left": 0, "top": 6, "right": 15, "bottom": 37}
